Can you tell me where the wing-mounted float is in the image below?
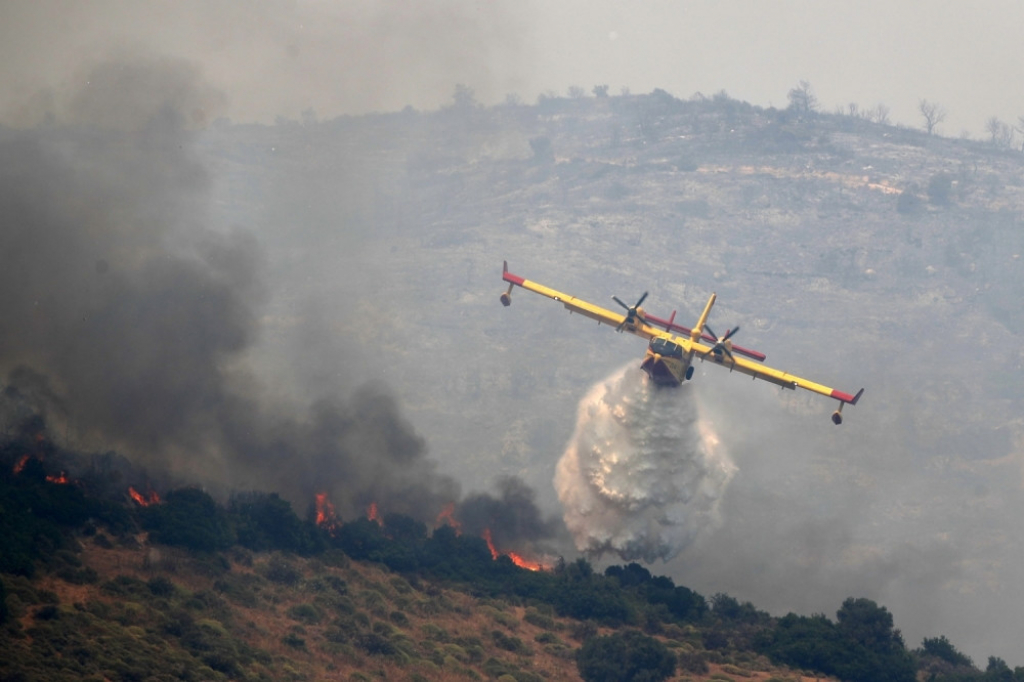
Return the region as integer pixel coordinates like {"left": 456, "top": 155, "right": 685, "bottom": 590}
{"left": 500, "top": 261, "right": 863, "bottom": 425}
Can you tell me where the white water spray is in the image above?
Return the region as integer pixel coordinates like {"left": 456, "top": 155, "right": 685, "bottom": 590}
{"left": 554, "top": 364, "right": 735, "bottom": 562}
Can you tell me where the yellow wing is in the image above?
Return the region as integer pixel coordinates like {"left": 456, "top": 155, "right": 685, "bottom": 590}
{"left": 688, "top": 340, "right": 862, "bottom": 404}
{"left": 501, "top": 260, "right": 863, "bottom": 423}
{"left": 501, "top": 261, "right": 664, "bottom": 342}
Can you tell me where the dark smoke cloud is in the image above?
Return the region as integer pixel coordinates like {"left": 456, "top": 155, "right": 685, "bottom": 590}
{"left": 0, "top": 52, "right": 464, "bottom": 522}
{"left": 457, "top": 475, "right": 560, "bottom": 549}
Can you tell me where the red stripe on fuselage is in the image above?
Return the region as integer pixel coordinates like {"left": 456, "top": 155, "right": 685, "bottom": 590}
{"left": 503, "top": 271, "right": 525, "bottom": 286}
{"left": 830, "top": 389, "right": 855, "bottom": 403}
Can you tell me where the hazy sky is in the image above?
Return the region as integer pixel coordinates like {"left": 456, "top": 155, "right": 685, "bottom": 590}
{"left": 3, "top": 0, "right": 1024, "bottom": 136}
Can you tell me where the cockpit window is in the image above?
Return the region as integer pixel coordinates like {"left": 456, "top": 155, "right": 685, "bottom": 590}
{"left": 649, "top": 337, "right": 683, "bottom": 358}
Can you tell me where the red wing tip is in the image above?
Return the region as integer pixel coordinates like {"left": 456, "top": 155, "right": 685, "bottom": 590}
{"left": 831, "top": 388, "right": 865, "bottom": 404}
{"left": 501, "top": 262, "right": 525, "bottom": 286}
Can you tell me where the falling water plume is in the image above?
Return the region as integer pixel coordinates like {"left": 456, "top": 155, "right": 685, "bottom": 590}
{"left": 554, "top": 364, "right": 736, "bottom": 562}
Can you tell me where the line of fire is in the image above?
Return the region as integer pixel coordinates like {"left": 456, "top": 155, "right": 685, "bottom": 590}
{"left": 10, "top": 449, "right": 552, "bottom": 573}
{"left": 12, "top": 452, "right": 163, "bottom": 506}
{"left": 314, "top": 491, "right": 553, "bottom": 572}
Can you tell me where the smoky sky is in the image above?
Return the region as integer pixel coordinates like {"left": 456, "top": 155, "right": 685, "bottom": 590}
{"left": 3, "top": 1, "right": 1024, "bottom": 135}
{"left": 0, "top": 53, "right": 478, "bottom": 523}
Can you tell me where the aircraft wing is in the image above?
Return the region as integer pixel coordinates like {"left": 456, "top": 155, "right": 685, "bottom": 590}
{"left": 502, "top": 262, "right": 661, "bottom": 341}
{"left": 690, "top": 341, "right": 863, "bottom": 404}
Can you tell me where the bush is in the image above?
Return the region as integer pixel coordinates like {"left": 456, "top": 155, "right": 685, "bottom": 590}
{"left": 141, "top": 488, "right": 235, "bottom": 551}
{"left": 262, "top": 555, "right": 301, "bottom": 585}
{"left": 576, "top": 630, "right": 676, "bottom": 682}
{"left": 287, "top": 603, "right": 323, "bottom": 624}
{"left": 230, "top": 491, "right": 321, "bottom": 554}
{"left": 919, "top": 635, "right": 973, "bottom": 667}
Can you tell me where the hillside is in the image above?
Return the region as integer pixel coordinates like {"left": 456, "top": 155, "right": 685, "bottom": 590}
{"left": 3, "top": 82, "right": 1024, "bottom": 673}
{"left": 193, "top": 92, "right": 1024, "bottom": 662}
{"left": 3, "top": 535, "right": 832, "bottom": 682}
{"left": 0, "top": 447, "right": 960, "bottom": 682}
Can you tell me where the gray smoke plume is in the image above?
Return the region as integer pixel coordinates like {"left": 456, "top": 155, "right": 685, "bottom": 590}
{"left": 554, "top": 363, "right": 736, "bottom": 562}
{"left": 0, "top": 52, "right": 461, "bottom": 522}
{"left": 457, "top": 475, "right": 559, "bottom": 550}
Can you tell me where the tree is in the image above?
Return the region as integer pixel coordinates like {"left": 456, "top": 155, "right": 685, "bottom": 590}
{"left": 836, "top": 597, "right": 903, "bottom": 650}
{"left": 919, "top": 99, "right": 947, "bottom": 134}
{"left": 593, "top": 85, "right": 610, "bottom": 98}
{"left": 759, "top": 600, "right": 916, "bottom": 682}
{"left": 452, "top": 84, "right": 477, "bottom": 110}
{"left": 919, "top": 635, "right": 973, "bottom": 667}
{"left": 985, "top": 116, "right": 1015, "bottom": 149}
{"left": 230, "top": 491, "right": 320, "bottom": 554}
{"left": 528, "top": 136, "right": 553, "bottom": 163}
{"left": 787, "top": 80, "right": 818, "bottom": 114}
{"left": 871, "top": 103, "right": 891, "bottom": 125}
{"left": 567, "top": 85, "right": 586, "bottom": 99}
{"left": 142, "top": 487, "right": 235, "bottom": 552}
{"left": 576, "top": 630, "right": 676, "bottom": 682}
{"left": 986, "top": 656, "right": 1015, "bottom": 681}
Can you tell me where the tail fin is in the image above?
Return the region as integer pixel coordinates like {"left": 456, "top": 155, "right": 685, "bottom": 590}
{"left": 691, "top": 293, "right": 717, "bottom": 342}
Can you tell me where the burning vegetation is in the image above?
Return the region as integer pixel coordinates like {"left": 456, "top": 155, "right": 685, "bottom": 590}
{"left": 310, "top": 491, "right": 553, "bottom": 571}
{"left": 128, "top": 486, "right": 161, "bottom": 507}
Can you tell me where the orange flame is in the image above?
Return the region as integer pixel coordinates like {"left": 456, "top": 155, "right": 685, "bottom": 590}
{"left": 366, "top": 501, "right": 383, "bottom": 526}
{"left": 46, "top": 471, "right": 70, "bottom": 485}
{"left": 435, "top": 502, "right": 462, "bottom": 535}
{"left": 482, "top": 528, "right": 500, "bottom": 560}
{"left": 129, "top": 486, "right": 161, "bottom": 506}
{"left": 13, "top": 454, "right": 30, "bottom": 474}
{"left": 481, "top": 527, "right": 550, "bottom": 571}
{"left": 315, "top": 492, "right": 340, "bottom": 534}
{"left": 507, "top": 551, "right": 548, "bottom": 572}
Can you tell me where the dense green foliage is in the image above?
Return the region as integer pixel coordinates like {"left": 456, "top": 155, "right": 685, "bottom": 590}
{"left": 756, "top": 598, "right": 916, "bottom": 682}
{"left": 921, "top": 635, "right": 974, "bottom": 667}
{"left": 142, "top": 488, "right": 236, "bottom": 552}
{"left": 576, "top": 630, "right": 676, "bottom": 682}
{"left": 0, "top": 443, "right": 131, "bottom": 577}
{"left": 229, "top": 491, "right": 323, "bottom": 555}
{"left": 2, "top": 443, "right": 1018, "bottom": 682}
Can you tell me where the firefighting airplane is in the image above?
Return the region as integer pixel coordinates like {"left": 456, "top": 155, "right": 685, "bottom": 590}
{"left": 500, "top": 261, "right": 863, "bottom": 425}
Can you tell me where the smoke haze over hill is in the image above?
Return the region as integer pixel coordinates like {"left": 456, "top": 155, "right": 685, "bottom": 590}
{"left": 2, "top": 17, "right": 1024, "bottom": 667}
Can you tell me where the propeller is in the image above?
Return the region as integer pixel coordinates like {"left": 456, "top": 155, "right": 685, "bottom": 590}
{"left": 612, "top": 291, "right": 648, "bottom": 331}
{"left": 704, "top": 323, "right": 740, "bottom": 363}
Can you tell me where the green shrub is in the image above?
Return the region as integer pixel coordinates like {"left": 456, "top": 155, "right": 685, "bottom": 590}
{"left": 286, "top": 603, "right": 323, "bottom": 625}
{"left": 282, "top": 632, "right": 306, "bottom": 649}
{"left": 262, "top": 555, "right": 301, "bottom": 585}
{"left": 491, "top": 630, "right": 531, "bottom": 655}
{"left": 147, "top": 575, "right": 176, "bottom": 597}
{"left": 524, "top": 609, "right": 555, "bottom": 630}
{"left": 576, "top": 630, "right": 676, "bottom": 682}
{"left": 421, "top": 622, "right": 449, "bottom": 642}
